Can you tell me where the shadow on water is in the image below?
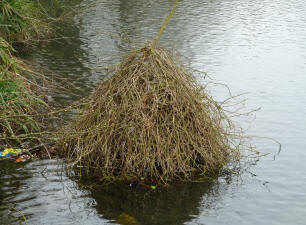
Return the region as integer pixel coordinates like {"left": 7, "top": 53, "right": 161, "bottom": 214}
{"left": 24, "top": 0, "right": 101, "bottom": 107}
{"left": 80, "top": 177, "right": 231, "bottom": 225}
{"left": 0, "top": 161, "right": 33, "bottom": 225}
{"left": 0, "top": 160, "right": 237, "bottom": 225}
{"left": 26, "top": 22, "right": 93, "bottom": 106}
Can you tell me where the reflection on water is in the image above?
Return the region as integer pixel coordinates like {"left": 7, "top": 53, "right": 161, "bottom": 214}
{"left": 1, "top": 0, "right": 306, "bottom": 224}
{"left": 91, "top": 182, "right": 216, "bottom": 225}
{"left": 0, "top": 159, "right": 234, "bottom": 225}
{"left": 0, "top": 160, "right": 104, "bottom": 225}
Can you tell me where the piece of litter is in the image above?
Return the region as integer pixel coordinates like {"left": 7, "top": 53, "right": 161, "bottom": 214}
{"left": 0, "top": 148, "right": 24, "bottom": 158}
{"left": 15, "top": 154, "right": 31, "bottom": 163}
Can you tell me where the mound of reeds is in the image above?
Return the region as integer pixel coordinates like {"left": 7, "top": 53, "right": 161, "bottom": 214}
{"left": 58, "top": 45, "right": 241, "bottom": 183}
{"left": 58, "top": 0, "right": 243, "bottom": 184}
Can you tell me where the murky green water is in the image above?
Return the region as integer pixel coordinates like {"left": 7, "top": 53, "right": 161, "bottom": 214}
{"left": 1, "top": 0, "right": 306, "bottom": 224}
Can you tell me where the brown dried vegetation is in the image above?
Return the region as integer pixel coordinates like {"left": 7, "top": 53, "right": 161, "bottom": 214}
{"left": 57, "top": 46, "right": 241, "bottom": 184}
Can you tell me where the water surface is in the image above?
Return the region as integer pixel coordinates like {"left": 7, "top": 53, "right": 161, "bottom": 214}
{"left": 1, "top": 0, "right": 306, "bottom": 224}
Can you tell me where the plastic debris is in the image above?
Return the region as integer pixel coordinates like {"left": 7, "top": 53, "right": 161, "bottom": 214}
{"left": 0, "top": 148, "right": 24, "bottom": 158}
{"left": 15, "top": 154, "right": 31, "bottom": 163}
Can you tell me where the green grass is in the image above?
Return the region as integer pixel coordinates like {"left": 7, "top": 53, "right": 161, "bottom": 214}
{"left": 0, "top": 0, "right": 72, "bottom": 146}
{"left": 0, "top": 0, "right": 48, "bottom": 44}
{"left": 0, "top": 0, "right": 74, "bottom": 46}
{"left": 0, "top": 37, "right": 46, "bottom": 145}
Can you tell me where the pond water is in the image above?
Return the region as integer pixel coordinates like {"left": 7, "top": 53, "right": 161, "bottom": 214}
{"left": 1, "top": 0, "right": 306, "bottom": 224}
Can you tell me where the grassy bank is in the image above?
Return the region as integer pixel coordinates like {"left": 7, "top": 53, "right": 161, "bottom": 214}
{"left": 0, "top": 0, "right": 69, "bottom": 148}
{"left": 0, "top": 37, "right": 47, "bottom": 146}
{"left": 0, "top": 0, "right": 52, "bottom": 46}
